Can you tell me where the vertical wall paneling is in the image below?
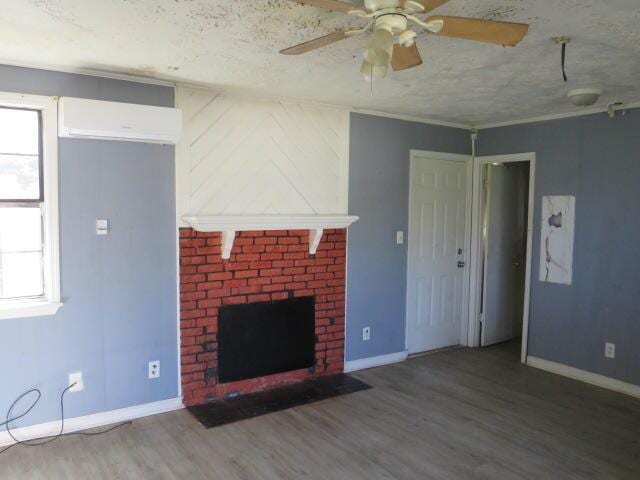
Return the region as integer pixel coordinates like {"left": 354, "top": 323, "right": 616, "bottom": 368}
{"left": 0, "top": 64, "right": 177, "bottom": 428}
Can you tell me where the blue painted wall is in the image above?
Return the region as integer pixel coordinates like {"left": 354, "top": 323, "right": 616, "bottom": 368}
{"left": 477, "top": 108, "right": 640, "bottom": 386}
{"left": 346, "top": 113, "right": 471, "bottom": 362}
{"left": 0, "top": 65, "right": 178, "bottom": 427}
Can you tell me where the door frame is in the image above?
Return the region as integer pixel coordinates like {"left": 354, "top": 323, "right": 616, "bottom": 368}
{"left": 405, "top": 150, "right": 474, "bottom": 354}
{"left": 467, "top": 152, "right": 536, "bottom": 363}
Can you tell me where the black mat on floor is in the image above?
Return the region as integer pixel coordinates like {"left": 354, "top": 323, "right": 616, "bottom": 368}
{"left": 188, "top": 374, "right": 372, "bottom": 429}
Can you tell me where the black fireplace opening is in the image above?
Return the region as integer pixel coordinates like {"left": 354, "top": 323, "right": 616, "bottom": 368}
{"left": 218, "top": 296, "right": 315, "bottom": 384}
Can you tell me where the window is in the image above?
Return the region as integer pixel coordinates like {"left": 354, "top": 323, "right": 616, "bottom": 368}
{"left": 0, "top": 108, "right": 44, "bottom": 299}
{"left": 0, "top": 93, "right": 60, "bottom": 320}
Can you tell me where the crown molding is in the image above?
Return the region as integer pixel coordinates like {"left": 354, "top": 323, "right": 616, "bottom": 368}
{"left": 176, "top": 83, "right": 353, "bottom": 113}
{"left": 352, "top": 108, "right": 472, "bottom": 130}
{"left": 4, "top": 61, "right": 638, "bottom": 131}
{"left": 475, "top": 101, "right": 640, "bottom": 130}
{"left": 0, "top": 60, "right": 177, "bottom": 88}
{"left": 175, "top": 84, "right": 465, "bottom": 127}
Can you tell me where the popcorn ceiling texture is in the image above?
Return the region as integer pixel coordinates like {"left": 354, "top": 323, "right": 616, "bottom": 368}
{"left": 2, "top": 0, "right": 639, "bottom": 124}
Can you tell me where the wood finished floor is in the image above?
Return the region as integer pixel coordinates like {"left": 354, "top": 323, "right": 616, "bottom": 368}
{"left": 2, "top": 341, "right": 639, "bottom": 479}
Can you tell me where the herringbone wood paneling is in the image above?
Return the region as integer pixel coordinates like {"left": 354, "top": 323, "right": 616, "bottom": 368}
{"left": 177, "top": 88, "right": 349, "bottom": 223}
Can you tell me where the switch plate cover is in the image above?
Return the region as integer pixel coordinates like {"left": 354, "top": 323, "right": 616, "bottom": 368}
{"left": 96, "top": 219, "right": 109, "bottom": 235}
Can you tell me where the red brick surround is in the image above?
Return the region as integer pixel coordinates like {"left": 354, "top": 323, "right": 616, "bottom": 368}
{"left": 179, "top": 228, "right": 346, "bottom": 406}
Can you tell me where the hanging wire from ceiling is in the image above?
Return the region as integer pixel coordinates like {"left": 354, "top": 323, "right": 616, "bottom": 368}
{"left": 553, "top": 37, "right": 571, "bottom": 82}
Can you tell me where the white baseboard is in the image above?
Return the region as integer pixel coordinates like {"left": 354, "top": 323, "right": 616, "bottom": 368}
{"left": 344, "top": 350, "right": 408, "bottom": 373}
{"left": 527, "top": 356, "right": 640, "bottom": 400}
{"left": 0, "top": 397, "right": 184, "bottom": 447}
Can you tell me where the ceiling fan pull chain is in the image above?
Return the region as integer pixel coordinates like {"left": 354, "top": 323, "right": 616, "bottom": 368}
{"left": 370, "top": 63, "right": 374, "bottom": 93}
{"left": 561, "top": 41, "right": 568, "bottom": 82}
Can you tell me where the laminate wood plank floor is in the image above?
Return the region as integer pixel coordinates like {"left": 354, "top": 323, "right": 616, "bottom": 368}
{"left": 1, "top": 341, "right": 639, "bottom": 479}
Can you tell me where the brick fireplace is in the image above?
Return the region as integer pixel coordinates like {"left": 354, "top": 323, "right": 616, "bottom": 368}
{"left": 179, "top": 228, "right": 347, "bottom": 406}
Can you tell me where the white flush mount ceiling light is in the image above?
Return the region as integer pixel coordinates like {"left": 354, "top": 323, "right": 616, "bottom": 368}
{"left": 567, "top": 88, "right": 602, "bottom": 107}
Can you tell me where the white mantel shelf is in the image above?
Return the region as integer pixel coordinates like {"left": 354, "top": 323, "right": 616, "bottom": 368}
{"left": 182, "top": 215, "right": 359, "bottom": 259}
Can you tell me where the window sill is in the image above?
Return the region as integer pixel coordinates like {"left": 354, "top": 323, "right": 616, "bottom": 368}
{"left": 0, "top": 301, "right": 63, "bottom": 320}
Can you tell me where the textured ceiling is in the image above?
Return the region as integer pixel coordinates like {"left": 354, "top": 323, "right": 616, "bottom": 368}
{"left": 1, "top": 0, "right": 639, "bottom": 125}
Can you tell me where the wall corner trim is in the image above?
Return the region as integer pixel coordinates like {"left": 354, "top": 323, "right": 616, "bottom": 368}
{"left": 0, "top": 397, "right": 184, "bottom": 447}
{"left": 526, "top": 356, "right": 640, "bottom": 400}
{"left": 474, "top": 101, "right": 640, "bottom": 130}
{"left": 344, "top": 350, "right": 409, "bottom": 373}
{"left": 351, "top": 108, "right": 472, "bottom": 131}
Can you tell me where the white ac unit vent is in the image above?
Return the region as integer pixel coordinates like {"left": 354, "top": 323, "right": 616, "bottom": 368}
{"left": 58, "top": 97, "right": 182, "bottom": 145}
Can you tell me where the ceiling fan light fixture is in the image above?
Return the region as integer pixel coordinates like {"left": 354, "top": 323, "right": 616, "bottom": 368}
{"left": 363, "top": 27, "right": 394, "bottom": 67}
{"left": 280, "top": 1, "right": 531, "bottom": 77}
{"left": 403, "top": 1, "right": 426, "bottom": 14}
{"left": 423, "top": 19, "right": 445, "bottom": 33}
{"left": 567, "top": 88, "right": 602, "bottom": 107}
{"left": 398, "top": 30, "right": 418, "bottom": 47}
{"left": 360, "top": 59, "right": 388, "bottom": 80}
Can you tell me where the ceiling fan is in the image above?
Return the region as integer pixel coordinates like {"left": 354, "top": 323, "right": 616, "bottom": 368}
{"left": 280, "top": 0, "right": 529, "bottom": 78}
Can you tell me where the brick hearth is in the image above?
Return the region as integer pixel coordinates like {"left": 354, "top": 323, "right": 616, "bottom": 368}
{"left": 179, "top": 228, "right": 346, "bottom": 406}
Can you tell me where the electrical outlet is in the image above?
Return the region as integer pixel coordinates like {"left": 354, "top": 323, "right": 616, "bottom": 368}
{"left": 148, "top": 360, "right": 160, "bottom": 379}
{"left": 396, "top": 231, "right": 404, "bottom": 245}
{"left": 362, "top": 326, "right": 371, "bottom": 342}
{"left": 605, "top": 342, "right": 616, "bottom": 359}
{"left": 68, "top": 372, "right": 84, "bottom": 393}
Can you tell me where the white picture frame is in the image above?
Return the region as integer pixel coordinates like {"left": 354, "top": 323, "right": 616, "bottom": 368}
{"left": 539, "top": 195, "right": 575, "bottom": 285}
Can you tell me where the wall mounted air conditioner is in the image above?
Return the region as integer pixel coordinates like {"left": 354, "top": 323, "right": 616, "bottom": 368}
{"left": 58, "top": 97, "right": 182, "bottom": 145}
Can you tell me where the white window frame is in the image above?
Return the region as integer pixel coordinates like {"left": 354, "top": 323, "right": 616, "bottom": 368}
{"left": 0, "top": 91, "right": 62, "bottom": 320}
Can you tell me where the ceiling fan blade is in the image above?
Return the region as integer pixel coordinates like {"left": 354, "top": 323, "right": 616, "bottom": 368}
{"left": 402, "top": 0, "right": 450, "bottom": 13}
{"left": 280, "top": 30, "right": 354, "bottom": 55}
{"left": 428, "top": 16, "right": 529, "bottom": 46}
{"left": 391, "top": 43, "right": 423, "bottom": 71}
{"left": 287, "top": 0, "right": 358, "bottom": 14}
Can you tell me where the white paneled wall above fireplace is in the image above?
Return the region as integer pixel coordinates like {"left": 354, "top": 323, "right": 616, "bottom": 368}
{"left": 176, "top": 87, "right": 350, "bottom": 225}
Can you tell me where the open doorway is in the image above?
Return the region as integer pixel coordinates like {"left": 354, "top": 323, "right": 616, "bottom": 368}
{"left": 468, "top": 153, "right": 535, "bottom": 363}
{"left": 480, "top": 161, "right": 529, "bottom": 349}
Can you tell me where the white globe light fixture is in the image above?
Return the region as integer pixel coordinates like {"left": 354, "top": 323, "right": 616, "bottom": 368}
{"left": 567, "top": 88, "right": 602, "bottom": 107}
{"left": 363, "top": 27, "right": 394, "bottom": 67}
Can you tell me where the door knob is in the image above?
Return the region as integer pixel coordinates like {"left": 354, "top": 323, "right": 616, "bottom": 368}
{"left": 457, "top": 261, "right": 466, "bottom": 268}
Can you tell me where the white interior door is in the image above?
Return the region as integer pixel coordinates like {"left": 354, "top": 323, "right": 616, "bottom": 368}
{"left": 481, "top": 163, "right": 528, "bottom": 346}
{"left": 407, "top": 153, "right": 470, "bottom": 354}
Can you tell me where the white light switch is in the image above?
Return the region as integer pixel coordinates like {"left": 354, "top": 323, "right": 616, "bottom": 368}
{"left": 96, "top": 219, "right": 109, "bottom": 235}
{"left": 396, "top": 231, "right": 404, "bottom": 245}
